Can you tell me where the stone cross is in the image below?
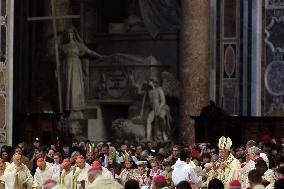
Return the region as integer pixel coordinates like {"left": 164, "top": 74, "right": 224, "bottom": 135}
{"left": 27, "top": 0, "right": 80, "bottom": 116}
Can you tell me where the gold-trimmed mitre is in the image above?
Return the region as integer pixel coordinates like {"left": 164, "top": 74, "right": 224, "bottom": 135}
{"left": 86, "top": 142, "right": 95, "bottom": 154}
{"left": 121, "top": 152, "right": 132, "bottom": 163}
{"left": 109, "top": 147, "right": 116, "bottom": 161}
{"left": 218, "top": 136, "right": 232, "bottom": 150}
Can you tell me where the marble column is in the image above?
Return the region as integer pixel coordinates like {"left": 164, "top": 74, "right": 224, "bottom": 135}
{"left": 0, "top": 0, "right": 14, "bottom": 145}
{"left": 251, "top": 0, "right": 262, "bottom": 116}
{"left": 179, "top": 0, "right": 210, "bottom": 144}
{"left": 7, "top": 0, "right": 14, "bottom": 145}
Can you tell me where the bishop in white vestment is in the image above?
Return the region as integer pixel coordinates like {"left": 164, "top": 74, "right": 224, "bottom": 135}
{"left": 72, "top": 155, "right": 91, "bottom": 189}
{"left": 32, "top": 158, "right": 55, "bottom": 188}
{"left": 3, "top": 153, "right": 33, "bottom": 189}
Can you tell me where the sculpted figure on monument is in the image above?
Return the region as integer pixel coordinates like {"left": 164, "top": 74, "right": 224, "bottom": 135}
{"left": 145, "top": 72, "right": 179, "bottom": 141}
{"left": 146, "top": 76, "right": 171, "bottom": 141}
{"left": 60, "top": 28, "right": 102, "bottom": 119}
{"left": 112, "top": 71, "right": 179, "bottom": 143}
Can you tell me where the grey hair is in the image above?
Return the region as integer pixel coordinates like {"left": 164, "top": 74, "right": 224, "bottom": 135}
{"left": 248, "top": 146, "right": 260, "bottom": 156}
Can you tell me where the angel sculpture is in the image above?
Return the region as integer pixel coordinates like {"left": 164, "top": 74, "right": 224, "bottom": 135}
{"left": 111, "top": 71, "right": 178, "bottom": 143}
{"left": 144, "top": 72, "right": 179, "bottom": 141}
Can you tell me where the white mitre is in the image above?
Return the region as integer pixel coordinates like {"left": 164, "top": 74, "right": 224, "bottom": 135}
{"left": 218, "top": 136, "right": 232, "bottom": 150}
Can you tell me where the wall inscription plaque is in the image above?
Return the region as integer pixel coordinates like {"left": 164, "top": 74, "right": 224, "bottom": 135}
{"left": 106, "top": 70, "right": 127, "bottom": 99}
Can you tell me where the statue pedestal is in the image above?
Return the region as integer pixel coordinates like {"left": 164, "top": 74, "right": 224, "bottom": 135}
{"left": 86, "top": 104, "right": 107, "bottom": 142}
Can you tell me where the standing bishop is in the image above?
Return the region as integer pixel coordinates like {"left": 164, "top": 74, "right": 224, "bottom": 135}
{"left": 32, "top": 158, "right": 55, "bottom": 188}
{"left": 58, "top": 158, "right": 73, "bottom": 188}
{"left": 91, "top": 161, "right": 113, "bottom": 180}
{"left": 87, "top": 167, "right": 122, "bottom": 189}
{"left": 241, "top": 146, "right": 262, "bottom": 189}
{"left": 72, "top": 155, "right": 90, "bottom": 189}
{"left": 207, "top": 136, "right": 241, "bottom": 186}
{"left": 3, "top": 153, "right": 33, "bottom": 189}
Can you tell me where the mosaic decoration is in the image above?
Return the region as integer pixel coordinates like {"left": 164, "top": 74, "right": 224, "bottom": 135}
{"left": 266, "top": 0, "right": 284, "bottom": 9}
{"left": 223, "top": 82, "right": 237, "bottom": 114}
{"left": 0, "top": 95, "right": 5, "bottom": 128}
{"left": 217, "top": 0, "right": 240, "bottom": 115}
{"left": 264, "top": 2, "right": 284, "bottom": 115}
{"left": 0, "top": 69, "right": 4, "bottom": 94}
{"left": 0, "top": 0, "right": 8, "bottom": 143}
{"left": 264, "top": 61, "right": 284, "bottom": 96}
{"left": 222, "top": 43, "right": 238, "bottom": 115}
{"left": 224, "top": 44, "right": 237, "bottom": 79}
{"left": 0, "top": 94, "right": 6, "bottom": 143}
{"left": 265, "top": 16, "right": 284, "bottom": 52}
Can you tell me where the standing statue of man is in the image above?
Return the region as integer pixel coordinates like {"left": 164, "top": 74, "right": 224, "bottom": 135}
{"left": 61, "top": 28, "right": 102, "bottom": 119}
{"left": 146, "top": 76, "right": 171, "bottom": 141}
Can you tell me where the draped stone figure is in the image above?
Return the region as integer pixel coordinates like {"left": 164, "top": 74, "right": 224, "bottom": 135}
{"left": 61, "top": 28, "right": 102, "bottom": 119}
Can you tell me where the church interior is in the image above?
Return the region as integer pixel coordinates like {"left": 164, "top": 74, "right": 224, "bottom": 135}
{"left": 0, "top": 0, "right": 283, "bottom": 146}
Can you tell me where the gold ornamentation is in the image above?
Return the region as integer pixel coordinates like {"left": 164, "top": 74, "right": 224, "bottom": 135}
{"left": 108, "top": 147, "right": 116, "bottom": 161}
{"left": 218, "top": 136, "right": 232, "bottom": 150}
{"left": 86, "top": 142, "right": 95, "bottom": 154}
{"left": 121, "top": 152, "right": 132, "bottom": 162}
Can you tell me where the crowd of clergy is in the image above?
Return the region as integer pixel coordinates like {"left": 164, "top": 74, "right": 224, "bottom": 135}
{"left": 0, "top": 135, "right": 283, "bottom": 189}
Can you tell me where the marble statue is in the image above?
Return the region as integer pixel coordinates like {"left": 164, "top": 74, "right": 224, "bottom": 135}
{"left": 112, "top": 118, "right": 145, "bottom": 143}
{"left": 112, "top": 71, "right": 179, "bottom": 143}
{"left": 145, "top": 72, "right": 179, "bottom": 141}
{"left": 70, "top": 120, "right": 87, "bottom": 142}
{"left": 146, "top": 75, "right": 171, "bottom": 141}
{"left": 60, "top": 28, "right": 102, "bottom": 119}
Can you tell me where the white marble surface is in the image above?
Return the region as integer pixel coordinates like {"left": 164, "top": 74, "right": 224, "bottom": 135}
{"left": 88, "top": 105, "right": 107, "bottom": 142}
{"left": 7, "top": 0, "right": 14, "bottom": 145}
{"left": 242, "top": 0, "right": 249, "bottom": 116}
{"left": 251, "top": 0, "right": 262, "bottom": 116}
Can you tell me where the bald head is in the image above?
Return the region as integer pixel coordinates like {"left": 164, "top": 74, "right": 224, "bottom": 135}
{"left": 248, "top": 146, "right": 260, "bottom": 155}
